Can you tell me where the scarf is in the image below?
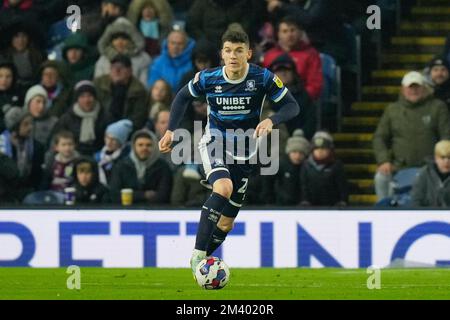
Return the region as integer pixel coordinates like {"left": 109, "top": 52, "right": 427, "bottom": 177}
{"left": 97, "top": 145, "right": 125, "bottom": 185}
{"left": 73, "top": 102, "right": 101, "bottom": 143}
{"left": 140, "top": 19, "right": 159, "bottom": 39}
{"left": 129, "top": 150, "right": 154, "bottom": 184}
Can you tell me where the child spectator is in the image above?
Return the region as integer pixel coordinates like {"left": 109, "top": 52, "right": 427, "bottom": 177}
{"left": 300, "top": 131, "right": 348, "bottom": 206}
{"left": 23, "top": 84, "right": 57, "bottom": 147}
{"left": 147, "top": 79, "right": 172, "bottom": 123}
{"left": 0, "top": 105, "right": 44, "bottom": 198}
{"left": 95, "top": 119, "right": 133, "bottom": 186}
{"left": 109, "top": 129, "right": 172, "bottom": 204}
{"left": 171, "top": 163, "right": 208, "bottom": 207}
{"left": 262, "top": 129, "right": 310, "bottom": 205}
{"left": 73, "top": 156, "right": 110, "bottom": 204}
{"left": 40, "top": 130, "right": 79, "bottom": 192}
{"left": 411, "top": 140, "right": 450, "bottom": 207}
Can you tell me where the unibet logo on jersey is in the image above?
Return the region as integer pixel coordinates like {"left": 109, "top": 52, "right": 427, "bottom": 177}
{"left": 273, "top": 75, "right": 283, "bottom": 89}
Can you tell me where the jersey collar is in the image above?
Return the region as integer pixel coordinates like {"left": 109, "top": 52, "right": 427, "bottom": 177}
{"left": 222, "top": 63, "right": 249, "bottom": 84}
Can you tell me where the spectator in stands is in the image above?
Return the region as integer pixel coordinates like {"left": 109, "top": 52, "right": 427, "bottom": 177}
{"left": 40, "top": 130, "right": 79, "bottom": 192}
{"left": 186, "top": 0, "right": 264, "bottom": 48}
{"left": 267, "top": 0, "right": 348, "bottom": 66}
{"left": 110, "top": 129, "right": 172, "bottom": 204}
{"left": 0, "top": 60, "right": 21, "bottom": 132}
{"left": 268, "top": 53, "right": 315, "bottom": 138}
{"left": 81, "top": 0, "right": 129, "bottom": 45}
{"left": 0, "top": 21, "right": 45, "bottom": 90}
{"left": 171, "top": 163, "right": 208, "bottom": 207}
{"left": 262, "top": 129, "right": 310, "bottom": 205}
{"left": 62, "top": 32, "right": 96, "bottom": 85}
{"left": 95, "top": 119, "right": 133, "bottom": 186}
{"left": 94, "top": 54, "right": 148, "bottom": 129}
{"left": 0, "top": 150, "right": 20, "bottom": 203}
{"left": 73, "top": 156, "right": 111, "bottom": 204}
{"left": 126, "top": 0, "right": 174, "bottom": 58}
{"left": 0, "top": 1, "right": 38, "bottom": 30}
{"left": 0, "top": 105, "right": 44, "bottom": 198}
{"left": 37, "top": 61, "right": 73, "bottom": 117}
{"left": 146, "top": 30, "right": 195, "bottom": 92}
{"left": 263, "top": 16, "right": 323, "bottom": 102}
{"left": 425, "top": 56, "right": 450, "bottom": 109}
{"left": 300, "top": 131, "right": 348, "bottom": 206}
{"left": 147, "top": 79, "right": 172, "bottom": 125}
{"left": 411, "top": 140, "right": 450, "bottom": 207}
{"left": 373, "top": 71, "right": 450, "bottom": 200}
{"left": 95, "top": 17, "right": 152, "bottom": 85}
{"left": 53, "top": 80, "right": 111, "bottom": 156}
{"left": 23, "top": 85, "right": 57, "bottom": 147}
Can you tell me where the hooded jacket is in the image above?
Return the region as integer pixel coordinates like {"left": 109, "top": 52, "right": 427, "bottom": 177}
{"left": 146, "top": 36, "right": 195, "bottom": 91}
{"left": 109, "top": 130, "right": 172, "bottom": 204}
{"left": 62, "top": 32, "right": 96, "bottom": 85}
{"left": 72, "top": 156, "right": 111, "bottom": 204}
{"left": 95, "top": 17, "right": 152, "bottom": 85}
{"left": 126, "top": 0, "right": 173, "bottom": 38}
{"left": 411, "top": 161, "right": 450, "bottom": 207}
{"left": 373, "top": 94, "right": 450, "bottom": 169}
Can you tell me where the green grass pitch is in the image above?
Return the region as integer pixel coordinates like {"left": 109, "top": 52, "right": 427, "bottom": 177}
{"left": 0, "top": 268, "right": 449, "bottom": 300}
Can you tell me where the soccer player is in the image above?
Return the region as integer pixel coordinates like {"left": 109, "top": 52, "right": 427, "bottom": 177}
{"left": 158, "top": 29, "right": 300, "bottom": 275}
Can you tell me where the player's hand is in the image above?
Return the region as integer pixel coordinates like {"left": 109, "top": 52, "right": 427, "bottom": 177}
{"left": 254, "top": 118, "right": 273, "bottom": 138}
{"left": 158, "top": 130, "right": 174, "bottom": 153}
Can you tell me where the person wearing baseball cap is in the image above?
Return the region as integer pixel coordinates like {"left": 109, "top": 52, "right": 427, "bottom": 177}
{"left": 373, "top": 70, "right": 450, "bottom": 201}
{"left": 426, "top": 56, "right": 450, "bottom": 108}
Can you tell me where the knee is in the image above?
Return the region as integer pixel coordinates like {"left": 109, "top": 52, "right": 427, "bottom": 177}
{"left": 213, "top": 179, "right": 233, "bottom": 199}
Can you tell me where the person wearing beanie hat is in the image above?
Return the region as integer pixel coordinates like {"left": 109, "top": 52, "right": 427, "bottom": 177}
{"left": 95, "top": 119, "right": 133, "bottom": 185}
{"left": 24, "top": 84, "right": 57, "bottom": 147}
{"left": 53, "top": 80, "right": 111, "bottom": 156}
{"left": 109, "top": 128, "right": 172, "bottom": 204}
{"left": 426, "top": 56, "right": 450, "bottom": 108}
{"left": 262, "top": 129, "right": 310, "bottom": 205}
{"left": 0, "top": 105, "right": 45, "bottom": 199}
{"left": 299, "top": 130, "right": 348, "bottom": 207}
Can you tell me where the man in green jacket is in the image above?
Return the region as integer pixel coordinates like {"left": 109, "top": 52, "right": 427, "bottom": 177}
{"left": 373, "top": 71, "right": 450, "bottom": 200}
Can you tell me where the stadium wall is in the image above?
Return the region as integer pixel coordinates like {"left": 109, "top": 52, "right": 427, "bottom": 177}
{"left": 0, "top": 210, "right": 449, "bottom": 268}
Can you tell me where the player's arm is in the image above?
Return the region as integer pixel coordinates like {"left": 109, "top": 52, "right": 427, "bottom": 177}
{"left": 254, "top": 90, "right": 300, "bottom": 138}
{"left": 159, "top": 73, "right": 204, "bottom": 152}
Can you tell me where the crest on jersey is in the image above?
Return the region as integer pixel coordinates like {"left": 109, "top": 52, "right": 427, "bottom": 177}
{"left": 273, "top": 75, "right": 284, "bottom": 88}
{"left": 215, "top": 86, "right": 222, "bottom": 93}
{"left": 245, "top": 80, "right": 257, "bottom": 92}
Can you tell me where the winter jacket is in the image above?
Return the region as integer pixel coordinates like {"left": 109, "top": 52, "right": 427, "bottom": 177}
{"left": 94, "top": 74, "right": 148, "bottom": 129}
{"left": 52, "top": 104, "right": 112, "bottom": 157}
{"left": 170, "top": 165, "right": 208, "bottom": 207}
{"left": 62, "top": 32, "right": 96, "bottom": 85}
{"left": 110, "top": 130, "right": 172, "bottom": 204}
{"left": 262, "top": 156, "right": 303, "bottom": 205}
{"left": 0, "top": 152, "right": 20, "bottom": 203}
{"left": 263, "top": 42, "right": 323, "bottom": 100}
{"left": 126, "top": 0, "right": 173, "bottom": 38}
{"left": 434, "top": 79, "right": 450, "bottom": 109}
{"left": 146, "top": 37, "right": 195, "bottom": 91}
{"left": 411, "top": 162, "right": 450, "bottom": 207}
{"left": 373, "top": 94, "right": 450, "bottom": 169}
{"left": 300, "top": 155, "right": 348, "bottom": 206}
{"left": 95, "top": 17, "right": 152, "bottom": 85}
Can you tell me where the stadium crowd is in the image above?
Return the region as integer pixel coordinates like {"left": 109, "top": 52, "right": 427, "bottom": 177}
{"left": 0, "top": 0, "right": 449, "bottom": 207}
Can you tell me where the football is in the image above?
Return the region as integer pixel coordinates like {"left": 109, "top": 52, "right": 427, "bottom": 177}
{"left": 195, "top": 256, "right": 230, "bottom": 289}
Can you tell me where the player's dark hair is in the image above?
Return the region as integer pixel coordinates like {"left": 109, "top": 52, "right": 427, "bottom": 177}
{"left": 221, "top": 29, "right": 250, "bottom": 47}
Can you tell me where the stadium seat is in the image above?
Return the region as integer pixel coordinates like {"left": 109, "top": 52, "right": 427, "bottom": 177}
{"left": 318, "top": 53, "right": 342, "bottom": 131}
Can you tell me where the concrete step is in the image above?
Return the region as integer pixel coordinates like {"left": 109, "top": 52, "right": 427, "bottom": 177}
{"left": 391, "top": 36, "right": 446, "bottom": 46}
{"left": 342, "top": 117, "right": 379, "bottom": 132}
{"left": 400, "top": 22, "right": 450, "bottom": 36}
{"left": 371, "top": 69, "right": 409, "bottom": 85}
{"left": 388, "top": 36, "right": 445, "bottom": 54}
{"left": 382, "top": 53, "right": 435, "bottom": 69}
{"left": 362, "top": 85, "right": 400, "bottom": 101}
{"left": 410, "top": 6, "right": 450, "bottom": 21}
{"left": 351, "top": 102, "right": 389, "bottom": 115}
{"left": 335, "top": 148, "right": 375, "bottom": 164}
{"left": 333, "top": 133, "right": 373, "bottom": 149}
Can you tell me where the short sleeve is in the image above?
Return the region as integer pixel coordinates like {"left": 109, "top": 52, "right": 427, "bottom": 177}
{"left": 188, "top": 71, "right": 206, "bottom": 97}
{"left": 263, "top": 69, "right": 288, "bottom": 103}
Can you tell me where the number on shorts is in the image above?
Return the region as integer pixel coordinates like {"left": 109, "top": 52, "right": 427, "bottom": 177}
{"left": 237, "top": 178, "right": 249, "bottom": 193}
